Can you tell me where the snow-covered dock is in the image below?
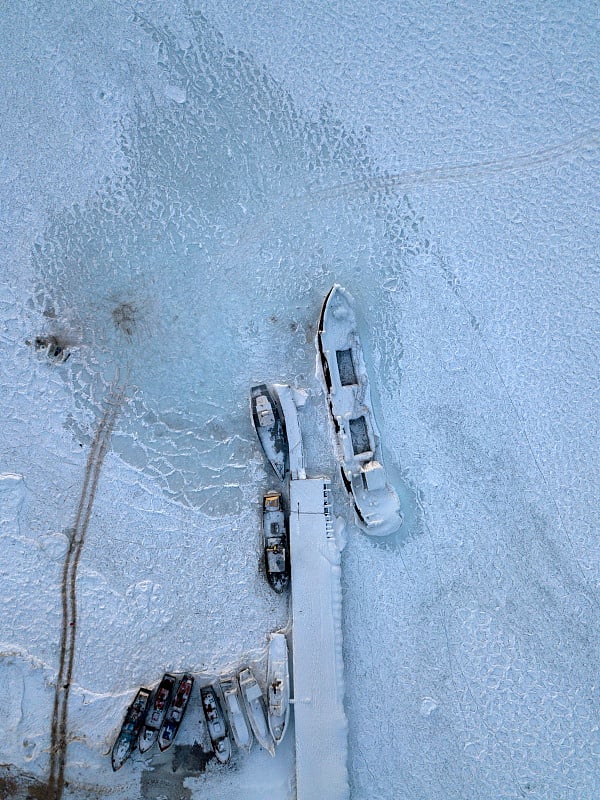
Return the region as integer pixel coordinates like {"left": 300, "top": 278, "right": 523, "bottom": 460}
{"left": 289, "top": 477, "right": 349, "bottom": 800}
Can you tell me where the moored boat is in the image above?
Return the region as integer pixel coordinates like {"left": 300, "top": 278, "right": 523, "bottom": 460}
{"left": 250, "top": 384, "right": 289, "bottom": 481}
{"left": 200, "top": 684, "right": 231, "bottom": 764}
{"left": 157, "top": 673, "right": 194, "bottom": 752}
{"left": 139, "top": 673, "right": 176, "bottom": 753}
{"left": 220, "top": 675, "right": 253, "bottom": 752}
{"left": 267, "top": 633, "right": 290, "bottom": 744}
{"left": 239, "top": 667, "right": 275, "bottom": 757}
{"left": 111, "top": 687, "right": 151, "bottom": 771}
{"left": 317, "top": 284, "right": 402, "bottom": 536}
{"left": 263, "top": 491, "right": 289, "bottom": 593}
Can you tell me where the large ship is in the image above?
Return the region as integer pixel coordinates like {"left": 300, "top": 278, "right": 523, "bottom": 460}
{"left": 317, "top": 284, "right": 402, "bottom": 536}
{"left": 263, "top": 491, "right": 290, "bottom": 593}
{"left": 157, "top": 673, "right": 194, "bottom": 752}
{"left": 220, "top": 675, "right": 253, "bottom": 753}
{"left": 200, "top": 684, "right": 231, "bottom": 764}
{"left": 111, "top": 687, "right": 151, "bottom": 771}
{"left": 239, "top": 667, "right": 275, "bottom": 757}
{"left": 250, "top": 384, "right": 289, "bottom": 481}
{"left": 139, "top": 673, "right": 176, "bottom": 753}
{"left": 267, "top": 633, "right": 290, "bottom": 745}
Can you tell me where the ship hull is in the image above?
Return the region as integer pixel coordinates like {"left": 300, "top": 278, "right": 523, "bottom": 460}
{"left": 267, "top": 633, "right": 290, "bottom": 745}
{"left": 250, "top": 384, "right": 289, "bottom": 481}
{"left": 263, "top": 491, "right": 290, "bottom": 593}
{"left": 200, "top": 685, "right": 232, "bottom": 764}
{"left": 157, "top": 674, "right": 194, "bottom": 752}
{"left": 239, "top": 667, "right": 275, "bottom": 757}
{"left": 111, "top": 688, "right": 151, "bottom": 771}
{"left": 317, "top": 284, "right": 402, "bottom": 536}
{"left": 220, "top": 676, "right": 253, "bottom": 753}
{"left": 139, "top": 673, "right": 176, "bottom": 753}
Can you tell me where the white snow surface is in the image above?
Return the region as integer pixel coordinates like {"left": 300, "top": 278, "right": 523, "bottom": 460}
{"left": 289, "top": 478, "right": 348, "bottom": 800}
{"left": 0, "top": 1, "right": 599, "bottom": 799}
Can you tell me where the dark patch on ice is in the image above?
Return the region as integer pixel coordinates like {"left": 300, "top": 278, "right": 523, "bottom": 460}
{"left": 171, "top": 742, "right": 214, "bottom": 773}
{"left": 140, "top": 743, "right": 215, "bottom": 800}
{"left": 111, "top": 301, "right": 139, "bottom": 337}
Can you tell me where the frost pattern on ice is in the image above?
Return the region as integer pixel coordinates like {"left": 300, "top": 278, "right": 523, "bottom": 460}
{"left": 29, "top": 11, "right": 422, "bottom": 516}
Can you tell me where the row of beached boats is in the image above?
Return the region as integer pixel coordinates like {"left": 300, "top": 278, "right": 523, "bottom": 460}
{"left": 111, "top": 633, "right": 290, "bottom": 770}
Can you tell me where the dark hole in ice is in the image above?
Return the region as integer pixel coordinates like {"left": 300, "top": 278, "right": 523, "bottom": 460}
{"left": 336, "top": 348, "right": 357, "bottom": 386}
{"left": 349, "top": 415, "right": 370, "bottom": 455}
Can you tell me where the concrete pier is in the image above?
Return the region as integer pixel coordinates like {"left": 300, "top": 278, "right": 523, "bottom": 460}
{"left": 289, "top": 477, "right": 349, "bottom": 800}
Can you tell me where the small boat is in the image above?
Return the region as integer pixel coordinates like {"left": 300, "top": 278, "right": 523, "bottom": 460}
{"left": 139, "top": 673, "right": 176, "bottom": 753}
{"left": 200, "top": 684, "right": 231, "bottom": 764}
{"left": 250, "top": 384, "right": 289, "bottom": 481}
{"left": 220, "top": 675, "right": 253, "bottom": 753}
{"left": 239, "top": 667, "right": 275, "bottom": 757}
{"left": 267, "top": 633, "right": 290, "bottom": 744}
{"left": 157, "top": 673, "right": 194, "bottom": 752}
{"left": 111, "top": 687, "right": 151, "bottom": 771}
{"left": 263, "top": 491, "right": 289, "bottom": 593}
{"left": 317, "top": 284, "right": 402, "bottom": 536}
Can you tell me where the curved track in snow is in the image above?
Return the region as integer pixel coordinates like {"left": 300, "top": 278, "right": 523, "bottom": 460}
{"left": 46, "top": 393, "right": 122, "bottom": 800}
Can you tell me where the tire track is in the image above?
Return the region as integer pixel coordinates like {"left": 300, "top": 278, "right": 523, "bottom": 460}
{"left": 46, "top": 393, "right": 122, "bottom": 800}
{"left": 310, "top": 126, "right": 600, "bottom": 199}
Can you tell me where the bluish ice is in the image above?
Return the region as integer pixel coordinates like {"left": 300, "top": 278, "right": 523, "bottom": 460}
{"left": 0, "top": 1, "right": 599, "bottom": 799}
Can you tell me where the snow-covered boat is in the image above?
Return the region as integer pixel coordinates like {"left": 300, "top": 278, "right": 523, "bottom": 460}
{"left": 200, "top": 684, "right": 231, "bottom": 764}
{"left": 263, "top": 491, "right": 289, "bottom": 593}
{"left": 139, "top": 673, "right": 176, "bottom": 753}
{"left": 317, "top": 284, "right": 402, "bottom": 536}
{"left": 220, "top": 675, "right": 253, "bottom": 752}
{"left": 239, "top": 667, "right": 275, "bottom": 756}
{"left": 111, "top": 687, "right": 151, "bottom": 771}
{"left": 250, "top": 384, "right": 289, "bottom": 481}
{"left": 267, "top": 633, "right": 290, "bottom": 744}
{"left": 157, "top": 673, "right": 194, "bottom": 752}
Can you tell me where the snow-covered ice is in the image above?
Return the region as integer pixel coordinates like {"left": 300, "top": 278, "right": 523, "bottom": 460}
{"left": 1, "top": 1, "right": 599, "bottom": 798}
{"left": 289, "top": 478, "right": 348, "bottom": 800}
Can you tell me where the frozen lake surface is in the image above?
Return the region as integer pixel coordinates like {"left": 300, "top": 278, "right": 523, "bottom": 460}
{"left": 0, "top": 1, "right": 598, "bottom": 798}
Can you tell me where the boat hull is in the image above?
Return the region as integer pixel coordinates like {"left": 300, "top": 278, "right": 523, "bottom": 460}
{"left": 317, "top": 284, "right": 402, "bottom": 536}
{"left": 267, "top": 633, "right": 290, "bottom": 745}
{"left": 250, "top": 384, "right": 289, "bottom": 481}
{"left": 111, "top": 688, "right": 151, "bottom": 771}
{"left": 239, "top": 667, "right": 275, "bottom": 757}
{"left": 139, "top": 673, "right": 176, "bottom": 753}
{"left": 200, "top": 685, "right": 232, "bottom": 764}
{"left": 157, "top": 674, "right": 194, "bottom": 752}
{"left": 220, "top": 676, "right": 253, "bottom": 753}
{"left": 263, "top": 492, "right": 290, "bottom": 593}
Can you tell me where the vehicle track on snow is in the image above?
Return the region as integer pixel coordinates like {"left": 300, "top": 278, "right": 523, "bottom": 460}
{"left": 46, "top": 394, "right": 122, "bottom": 800}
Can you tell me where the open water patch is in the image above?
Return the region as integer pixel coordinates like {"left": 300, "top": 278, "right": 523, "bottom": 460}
{"left": 29, "top": 10, "right": 429, "bottom": 518}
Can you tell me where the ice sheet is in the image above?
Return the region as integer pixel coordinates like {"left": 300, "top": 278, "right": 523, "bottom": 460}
{"left": 1, "top": 1, "right": 598, "bottom": 799}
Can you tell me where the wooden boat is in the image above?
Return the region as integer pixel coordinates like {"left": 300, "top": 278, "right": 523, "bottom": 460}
{"left": 111, "top": 687, "right": 151, "bottom": 770}
{"left": 139, "top": 673, "right": 176, "bottom": 753}
{"left": 239, "top": 667, "right": 275, "bottom": 757}
{"left": 250, "top": 384, "right": 289, "bottom": 481}
{"left": 200, "top": 684, "right": 231, "bottom": 764}
{"left": 267, "top": 633, "right": 290, "bottom": 744}
{"left": 220, "top": 675, "right": 253, "bottom": 752}
{"left": 157, "top": 673, "right": 194, "bottom": 752}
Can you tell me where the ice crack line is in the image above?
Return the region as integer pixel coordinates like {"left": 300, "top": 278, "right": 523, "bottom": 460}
{"left": 46, "top": 392, "right": 122, "bottom": 800}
